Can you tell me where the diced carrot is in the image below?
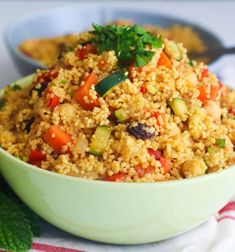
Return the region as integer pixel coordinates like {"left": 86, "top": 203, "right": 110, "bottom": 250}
{"left": 76, "top": 44, "right": 96, "bottom": 60}
{"left": 159, "top": 157, "right": 172, "bottom": 173}
{"left": 28, "top": 150, "right": 46, "bottom": 166}
{"left": 198, "top": 85, "right": 219, "bottom": 103}
{"left": 74, "top": 72, "right": 99, "bottom": 110}
{"left": 140, "top": 85, "right": 146, "bottom": 94}
{"left": 135, "top": 165, "right": 154, "bottom": 178}
{"left": 43, "top": 125, "right": 72, "bottom": 153}
{"left": 198, "top": 85, "right": 207, "bottom": 103}
{"left": 147, "top": 148, "right": 162, "bottom": 160}
{"left": 157, "top": 52, "right": 172, "bottom": 69}
{"left": 153, "top": 112, "right": 166, "bottom": 127}
{"left": 199, "top": 68, "right": 208, "bottom": 81}
{"left": 103, "top": 172, "right": 126, "bottom": 182}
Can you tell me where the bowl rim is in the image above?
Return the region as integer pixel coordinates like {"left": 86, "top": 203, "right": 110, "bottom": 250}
{"left": 4, "top": 4, "right": 224, "bottom": 70}
{"left": 0, "top": 74, "right": 234, "bottom": 188}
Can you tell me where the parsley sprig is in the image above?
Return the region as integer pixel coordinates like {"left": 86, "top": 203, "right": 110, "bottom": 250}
{"left": 91, "top": 24, "right": 162, "bottom": 68}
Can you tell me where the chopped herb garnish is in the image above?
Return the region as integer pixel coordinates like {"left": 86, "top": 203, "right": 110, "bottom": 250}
{"left": 11, "top": 83, "right": 21, "bottom": 91}
{"left": 189, "top": 60, "right": 194, "bottom": 67}
{"left": 0, "top": 98, "right": 6, "bottom": 109}
{"left": 216, "top": 138, "right": 225, "bottom": 148}
{"left": 91, "top": 24, "right": 162, "bottom": 69}
{"left": 60, "top": 79, "right": 68, "bottom": 84}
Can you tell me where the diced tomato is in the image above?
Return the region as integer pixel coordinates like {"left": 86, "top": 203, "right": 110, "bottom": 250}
{"left": 199, "top": 68, "right": 208, "bottom": 81}
{"left": 43, "top": 125, "right": 72, "bottom": 153}
{"left": 153, "top": 112, "right": 166, "bottom": 127}
{"left": 28, "top": 150, "right": 46, "bottom": 166}
{"left": 135, "top": 165, "right": 154, "bottom": 178}
{"left": 159, "top": 157, "right": 172, "bottom": 173}
{"left": 147, "top": 148, "right": 162, "bottom": 160}
{"left": 74, "top": 72, "right": 99, "bottom": 110}
{"left": 35, "top": 69, "right": 58, "bottom": 84}
{"left": 140, "top": 85, "right": 146, "bottom": 94}
{"left": 103, "top": 172, "right": 126, "bottom": 182}
{"left": 47, "top": 95, "right": 59, "bottom": 109}
{"left": 157, "top": 52, "right": 172, "bottom": 69}
{"left": 76, "top": 44, "right": 96, "bottom": 60}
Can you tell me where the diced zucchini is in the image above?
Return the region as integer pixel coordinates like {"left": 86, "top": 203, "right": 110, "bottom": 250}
{"left": 167, "top": 41, "right": 182, "bottom": 61}
{"left": 207, "top": 145, "right": 216, "bottom": 154}
{"left": 95, "top": 71, "right": 127, "bottom": 97}
{"left": 89, "top": 126, "right": 111, "bottom": 155}
{"left": 168, "top": 98, "right": 188, "bottom": 116}
{"left": 114, "top": 108, "right": 129, "bottom": 122}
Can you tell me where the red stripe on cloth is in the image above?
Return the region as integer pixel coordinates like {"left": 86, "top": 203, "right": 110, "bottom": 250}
{"left": 218, "top": 201, "right": 235, "bottom": 215}
{"left": 32, "top": 242, "right": 84, "bottom": 252}
{"left": 216, "top": 215, "right": 235, "bottom": 222}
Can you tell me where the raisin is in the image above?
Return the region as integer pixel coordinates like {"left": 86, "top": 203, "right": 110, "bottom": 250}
{"left": 127, "top": 122, "right": 155, "bottom": 140}
{"left": 24, "top": 117, "right": 35, "bottom": 133}
{"left": 30, "top": 81, "right": 48, "bottom": 97}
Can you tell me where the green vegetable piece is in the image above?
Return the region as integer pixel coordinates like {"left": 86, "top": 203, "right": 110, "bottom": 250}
{"left": 0, "top": 190, "right": 32, "bottom": 252}
{"left": 91, "top": 24, "right": 162, "bottom": 69}
{"left": 95, "top": 71, "right": 127, "bottom": 97}
{"left": 189, "top": 60, "right": 194, "bottom": 67}
{"left": 168, "top": 98, "right": 188, "bottom": 116}
{"left": 114, "top": 108, "right": 129, "bottom": 122}
{"left": 11, "top": 83, "right": 21, "bottom": 91}
{"left": 0, "top": 99, "right": 6, "bottom": 109}
{"left": 89, "top": 126, "right": 111, "bottom": 156}
{"left": 60, "top": 79, "right": 67, "bottom": 84}
{"left": 216, "top": 138, "right": 225, "bottom": 148}
{"left": 207, "top": 145, "right": 216, "bottom": 154}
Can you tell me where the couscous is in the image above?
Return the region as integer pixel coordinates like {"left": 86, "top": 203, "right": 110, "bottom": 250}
{"left": 1, "top": 24, "right": 234, "bottom": 182}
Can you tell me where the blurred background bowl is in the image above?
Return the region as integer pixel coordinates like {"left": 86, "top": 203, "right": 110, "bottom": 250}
{"left": 4, "top": 6, "right": 224, "bottom": 76}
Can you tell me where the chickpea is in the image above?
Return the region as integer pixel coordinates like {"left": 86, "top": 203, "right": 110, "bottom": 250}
{"left": 204, "top": 100, "right": 221, "bottom": 121}
{"left": 58, "top": 103, "right": 76, "bottom": 120}
{"left": 181, "top": 159, "right": 207, "bottom": 178}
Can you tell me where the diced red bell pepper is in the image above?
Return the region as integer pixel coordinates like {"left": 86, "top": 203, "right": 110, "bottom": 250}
{"left": 159, "top": 157, "right": 172, "bottom": 173}
{"left": 35, "top": 69, "right": 58, "bottom": 84}
{"left": 28, "top": 150, "right": 46, "bottom": 166}
{"left": 47, "top": 95, "right": 59, "bottom": 109}
{"left": 140, "top": 85, "right": 146, "bottom": 94}
{"left": 135, "top": 165, "right": 154, "bottom": 178}
{"left": 148, "top": 148, "right": 162, "bottom": 160}
{"left": 199, "top": 68, "right": 208, "bottom": 81}
{"left": 103, "top": 172, "right": 126, "bottom": 182}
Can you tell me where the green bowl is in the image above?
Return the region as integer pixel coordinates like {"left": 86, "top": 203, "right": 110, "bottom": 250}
{"left": 0, "top": 75, "right": 235, "bottom": 245}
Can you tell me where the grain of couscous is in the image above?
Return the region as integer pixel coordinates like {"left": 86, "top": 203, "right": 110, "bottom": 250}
{"left": 1, "top": 24, "right": 234, "bottom": 182}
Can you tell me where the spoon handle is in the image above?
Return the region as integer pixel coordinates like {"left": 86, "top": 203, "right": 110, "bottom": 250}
{"left": 189, "top": 46, "right": 235, "bottom": 58}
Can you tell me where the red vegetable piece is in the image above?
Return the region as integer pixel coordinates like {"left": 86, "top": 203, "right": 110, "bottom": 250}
{"left": 228, "top": 108, "right": 235, "bottom": 115}
{"left": 135, "top": 165, "right": 154, "bottom": 178}
{"left": 199, "top": 68, "right": 208, "bottom": 81}
{"left": 47, "top": 95, "right": 59, "bottom": 109}
{"left": 159, "top": 157, "right": 172, "bottom": 173}
{"left": 76, "top": 44, "right": 96, "bottom": 60}
{"left": 148, "top": 148, "right": 162, "bottom": 160}
{"left": 28, "top": 150, "right": 46, "bottom": 166}
{"left": 103, "top": 172, "right": 126, "bottom": 182}
{"left": 140, "top": 85, "right": 146, "bottom": 94}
